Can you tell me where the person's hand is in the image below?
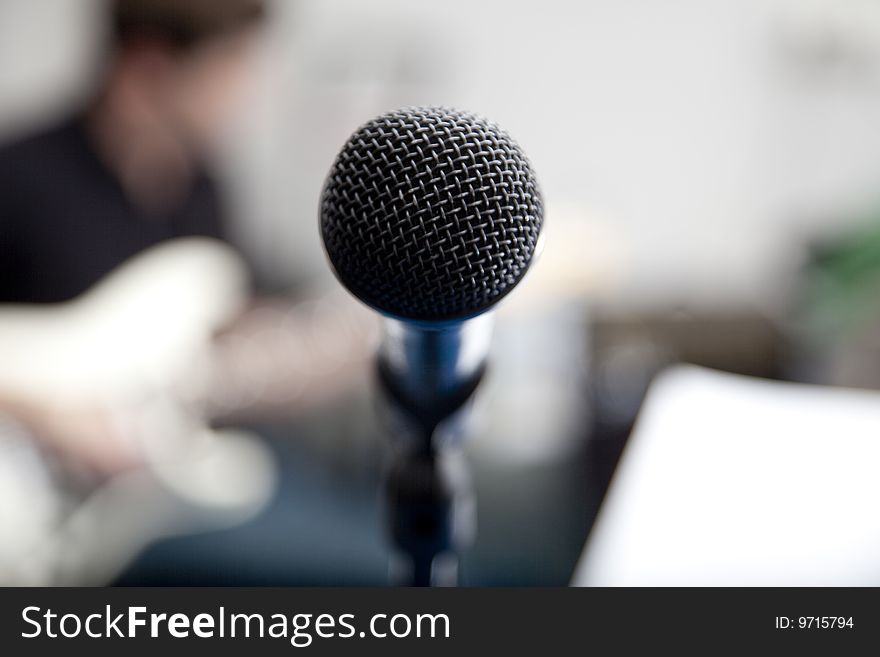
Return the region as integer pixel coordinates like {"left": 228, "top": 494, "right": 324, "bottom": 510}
{"left": 206, "top": 295, "right": 380, "bottom": 419}
{"left": 7, "top": 396, "right": 143, "bottom": 477}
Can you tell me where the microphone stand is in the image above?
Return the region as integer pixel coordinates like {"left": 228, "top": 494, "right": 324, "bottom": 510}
{"left": 384, "top": 441, "right": 474, "bottom": 586}
{"left": 376, "top": 325, "right": 486, "bottom": 587}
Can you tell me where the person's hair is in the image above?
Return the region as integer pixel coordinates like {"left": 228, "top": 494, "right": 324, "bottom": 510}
{"left": 110, "top": 0, "right": 266, "bottom": 51}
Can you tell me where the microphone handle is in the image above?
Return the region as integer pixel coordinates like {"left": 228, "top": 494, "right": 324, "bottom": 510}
{"left": 378, "top": 314, "right": 492, "bottom": 442}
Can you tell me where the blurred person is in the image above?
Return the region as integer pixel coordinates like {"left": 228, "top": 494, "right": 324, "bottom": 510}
{"left": 0, "top": 0, "right": 266, "bottom": 304}
{"left": 0, "top": 0, "right": 372, "bottom": 477}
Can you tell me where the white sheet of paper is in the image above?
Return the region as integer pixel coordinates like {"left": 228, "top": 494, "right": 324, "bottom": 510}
{"left": 573, "top": 365, "right": 880, "bottom": 586}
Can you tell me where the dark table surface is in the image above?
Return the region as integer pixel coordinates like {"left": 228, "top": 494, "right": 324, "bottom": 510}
{"left": 116, "top": 398, "right": 626, "bottom": 587}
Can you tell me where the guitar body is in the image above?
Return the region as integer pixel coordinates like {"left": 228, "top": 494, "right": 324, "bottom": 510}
{"left": 0, "top": 238, "right": 277, "bottom": 585}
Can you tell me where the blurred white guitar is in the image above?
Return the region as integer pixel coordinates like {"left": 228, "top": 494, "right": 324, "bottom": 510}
{"left": 0, "top": 238, "right": 277, "bottom": 586}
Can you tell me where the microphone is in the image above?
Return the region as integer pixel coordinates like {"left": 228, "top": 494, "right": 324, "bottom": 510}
{"left": 320, "top": 107, "right": 544, "bottom": 441}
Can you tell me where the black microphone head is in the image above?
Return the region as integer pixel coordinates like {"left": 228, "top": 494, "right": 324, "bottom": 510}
{"left": 320, "top": 107, "right": 544, "bottom": 323}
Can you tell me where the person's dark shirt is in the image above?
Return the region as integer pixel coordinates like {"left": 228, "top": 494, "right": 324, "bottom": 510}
{"left": 0, "top": 116, "right": 227, "bottom": 304}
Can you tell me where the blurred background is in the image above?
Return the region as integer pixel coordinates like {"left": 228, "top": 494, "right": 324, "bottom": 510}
{"left": 3, "top": 0, "right": 880, "bottom": 586}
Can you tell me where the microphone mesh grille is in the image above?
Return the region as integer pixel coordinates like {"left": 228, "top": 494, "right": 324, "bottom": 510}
{"left": 320, "top": 107, "right": 543, "bottom": 321}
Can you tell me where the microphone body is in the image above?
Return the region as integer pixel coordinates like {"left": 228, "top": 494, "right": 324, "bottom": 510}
{"left": 320, "top": 106, "right": 543, "bottom": 444}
